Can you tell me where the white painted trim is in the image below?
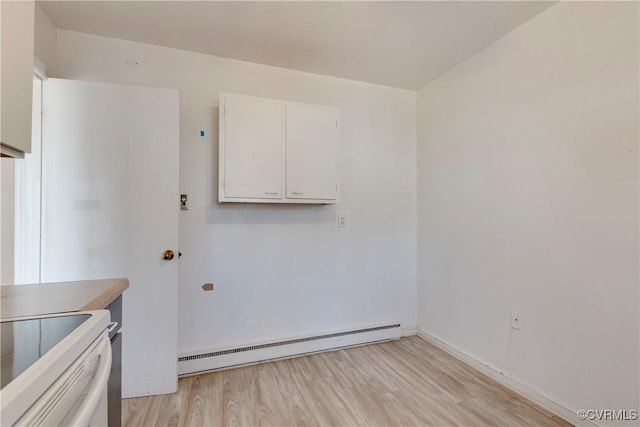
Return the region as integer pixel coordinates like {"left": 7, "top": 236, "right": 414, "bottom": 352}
{"left": 416, "top": 328, "right": 597, "bottom": 427}
{"left": 179, "top": 323, "right": 401, "bottom": 376}
{"left": 401, "top": 326, "right": 417, "bottom": 337}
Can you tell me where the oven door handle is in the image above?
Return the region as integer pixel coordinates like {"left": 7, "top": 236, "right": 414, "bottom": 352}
{"left": 69, "top": 334, "right": 112, "bottom": 426}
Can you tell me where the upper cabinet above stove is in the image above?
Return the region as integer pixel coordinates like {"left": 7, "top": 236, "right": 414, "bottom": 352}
{"left": 0, "top": 0, "right": 35, "bottom": 159}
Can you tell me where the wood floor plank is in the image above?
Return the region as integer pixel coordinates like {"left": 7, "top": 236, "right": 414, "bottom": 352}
{"left": 179, "top": 371, "right": 223, "bottom": 427}
{"left": 123, "top": 336, "right": 573, "bottom": 427}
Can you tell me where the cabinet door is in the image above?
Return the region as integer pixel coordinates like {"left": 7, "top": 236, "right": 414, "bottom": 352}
{"left": 286, "top": 104, "right": 339, "bottom": 201}
{"left": 0, "top": 0, "right": 35, "bottom": 157}
{"left": 221, "top": 95, "right": 285, "bottom": 200}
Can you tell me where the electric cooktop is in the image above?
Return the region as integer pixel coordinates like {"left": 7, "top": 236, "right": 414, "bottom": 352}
{"left": 0, "top": 314, "right": 91, "bottom": 389}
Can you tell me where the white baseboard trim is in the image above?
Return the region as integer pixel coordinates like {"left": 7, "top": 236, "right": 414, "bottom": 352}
{"left": 179, "top": 323, "right": 401, "bottom": 376}
{"left": 401, "top": 326, "right": 417, "bottom": 337}
{"left": 416, "top": 328, "right": 597, "bottom": 427}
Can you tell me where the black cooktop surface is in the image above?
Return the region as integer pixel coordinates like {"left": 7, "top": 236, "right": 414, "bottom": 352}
{"left": 0, "top": 314, "right": 91, "bottom": 389}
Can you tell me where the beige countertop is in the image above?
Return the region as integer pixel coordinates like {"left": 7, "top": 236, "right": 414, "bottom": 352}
{"left": 0, "top": 278, "right": 129, "bottom": 319}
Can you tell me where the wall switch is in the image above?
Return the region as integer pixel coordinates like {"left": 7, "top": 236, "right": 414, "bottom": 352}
{"left": 511, "top": 311, "right": 522, "bottom": 330}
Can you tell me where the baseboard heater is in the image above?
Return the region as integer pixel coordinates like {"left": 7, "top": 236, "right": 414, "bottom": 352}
{"left": 178, "top": 322, "right": 401, "bottom": 376}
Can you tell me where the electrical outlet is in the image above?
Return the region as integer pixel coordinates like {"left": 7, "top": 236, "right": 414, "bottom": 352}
{"left": 511, "top": 311, "right": 522, "bottom": 330}
{"left": 337, "top": 212, "right": 348, "bottom": 229}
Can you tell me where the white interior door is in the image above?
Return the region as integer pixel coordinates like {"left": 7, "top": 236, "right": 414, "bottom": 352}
{"left": 41, "top": 78, "right": 179, "bottom": 398}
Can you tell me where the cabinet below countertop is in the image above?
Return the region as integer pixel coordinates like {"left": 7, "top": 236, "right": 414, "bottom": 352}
{"left": 0, "top": 278, "right": 129, "bottom": 319}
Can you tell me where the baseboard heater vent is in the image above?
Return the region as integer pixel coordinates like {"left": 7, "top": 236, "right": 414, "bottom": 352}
{"left": 178, "top": 322, "right": 401, "bottom": 376}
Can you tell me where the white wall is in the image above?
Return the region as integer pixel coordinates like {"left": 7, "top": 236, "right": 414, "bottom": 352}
{"left": 417, "top": 2, "right": 639, "bottom": 423}
{"left": 56, "top": 30, "right": 417, "bottom": 355}
{"left": 34, "top": 4, "right": 57, "bottom": 77}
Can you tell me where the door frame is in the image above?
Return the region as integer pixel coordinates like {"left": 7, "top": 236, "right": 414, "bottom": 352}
{"left": 12, "top": 66, "right": 46, "bottom": 285}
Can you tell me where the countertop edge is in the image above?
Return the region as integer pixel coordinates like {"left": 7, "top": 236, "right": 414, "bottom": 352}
{"left": 80, "top": 278, "right": 129, "bottom": 310}
{"left": 1, "top": 278, "right": 130, "bottom": 319}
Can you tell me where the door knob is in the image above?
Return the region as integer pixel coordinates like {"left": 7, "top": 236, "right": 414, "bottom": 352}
{"left": 161, "top": 250, "right": 175, "bottom": 261}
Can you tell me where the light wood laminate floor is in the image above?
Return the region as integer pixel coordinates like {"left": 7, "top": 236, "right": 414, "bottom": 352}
{"left": 123, "top": 336, "right": 573, "bottom": 426}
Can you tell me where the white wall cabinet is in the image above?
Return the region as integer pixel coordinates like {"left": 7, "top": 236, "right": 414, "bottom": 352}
{"left": 221, "top": 95, "right": 285, "bottom": 199}
{"left": 286, "top": 103, "right": 339, "bottom": 201}
{"left": 219, "top": 93, "right": 339, "bottom": 204}
{"left": 0, "top": 0, "right": 35, "bottom": 158}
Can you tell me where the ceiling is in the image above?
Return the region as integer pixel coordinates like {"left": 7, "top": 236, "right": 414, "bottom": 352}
{"left": 39, "top": 1, "right": 554, "bottom": 90}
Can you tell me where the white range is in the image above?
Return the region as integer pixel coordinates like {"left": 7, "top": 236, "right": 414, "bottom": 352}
{"left": 1, "top": 310, "right": 113, "bottom": 426}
